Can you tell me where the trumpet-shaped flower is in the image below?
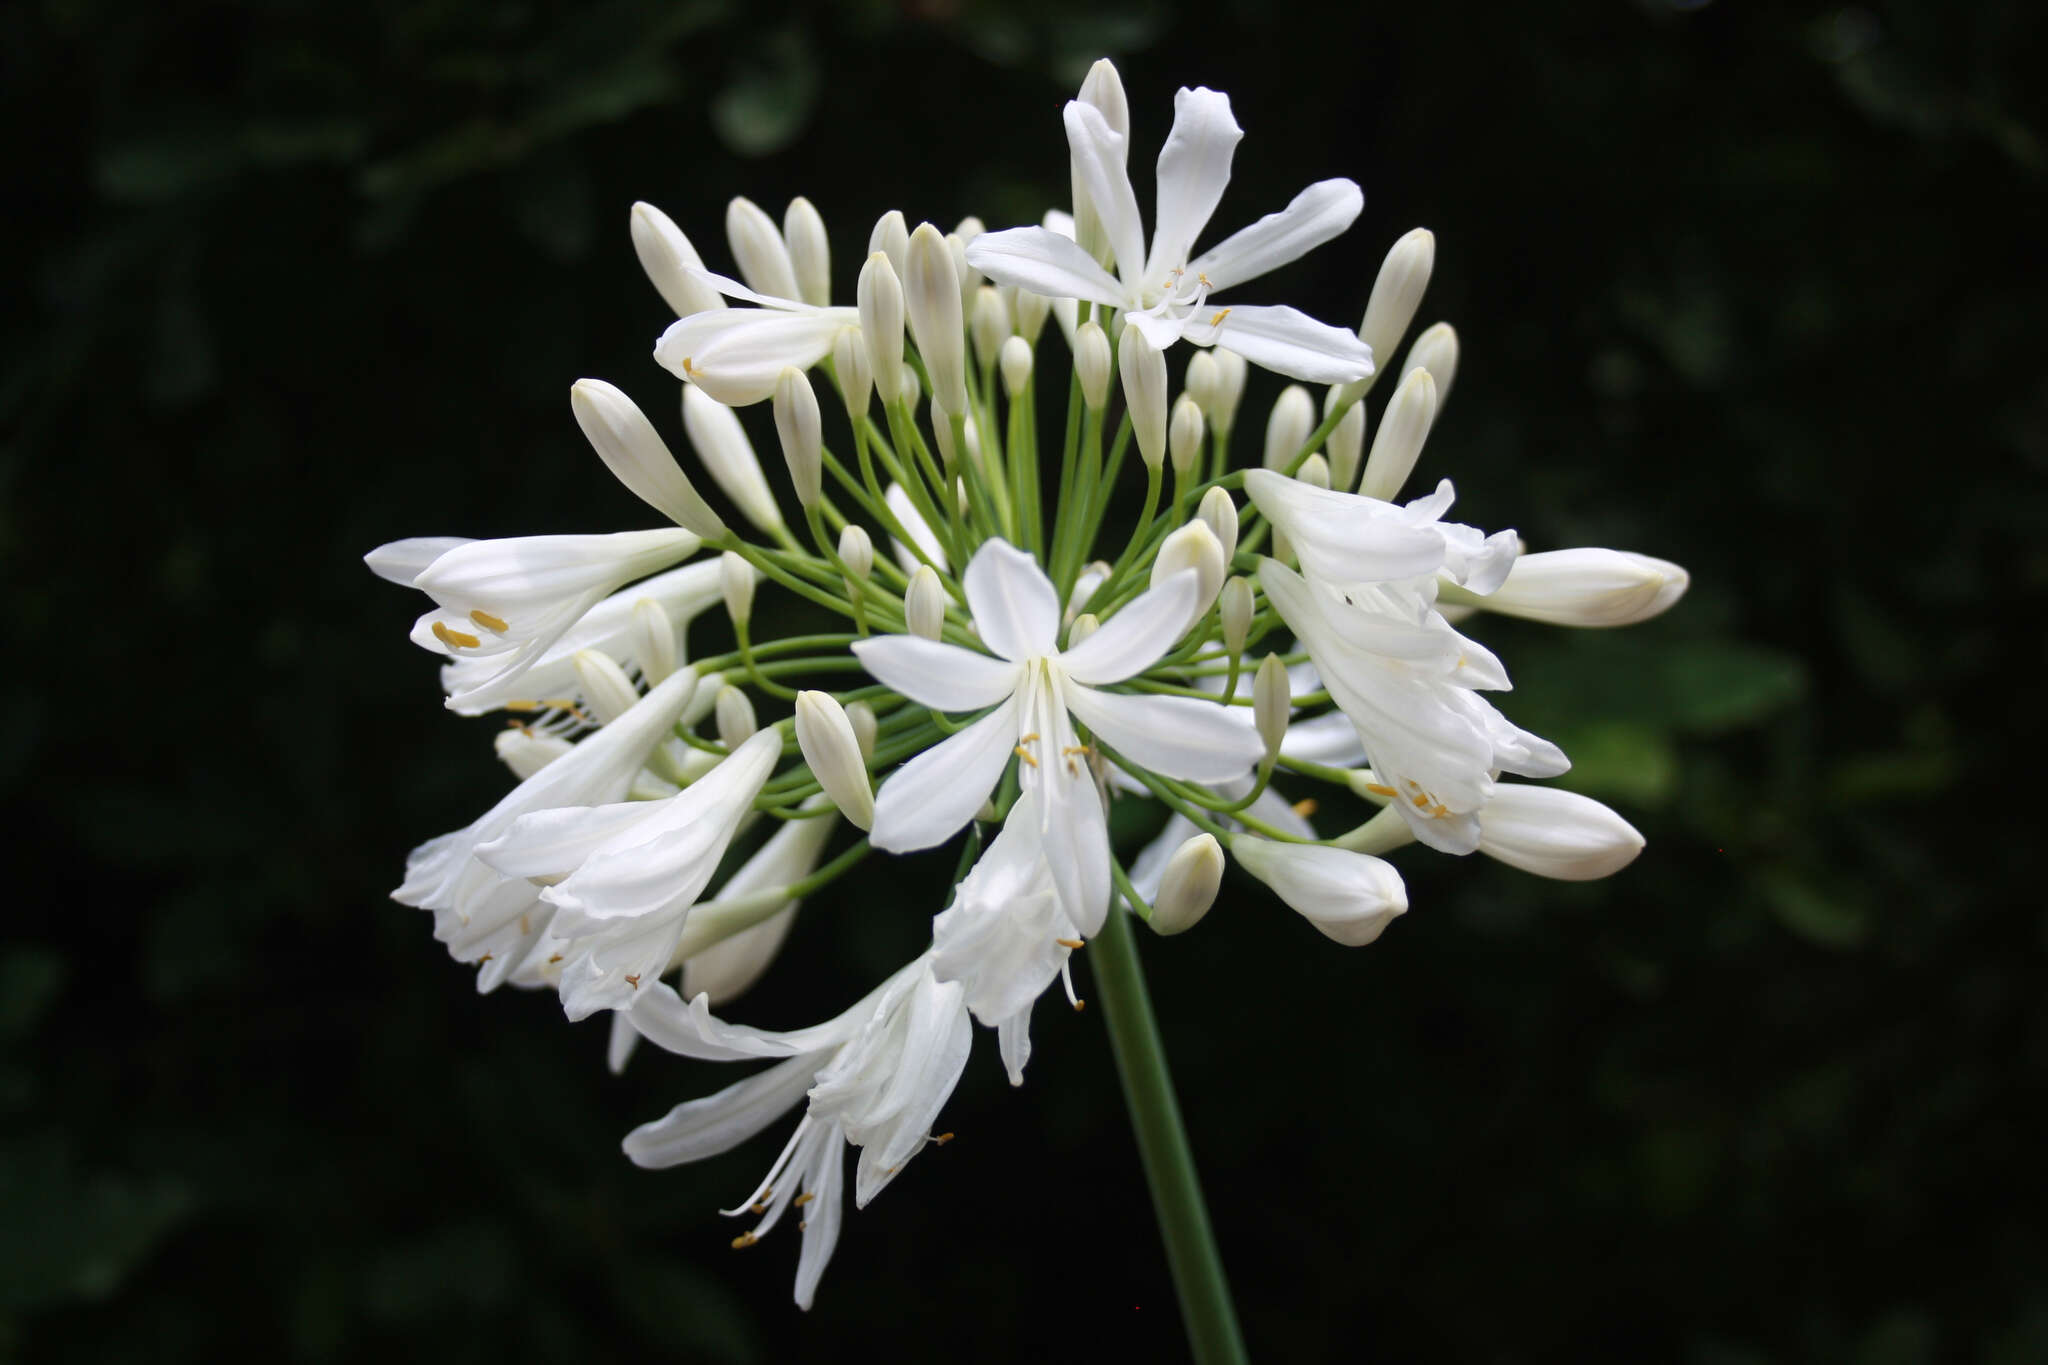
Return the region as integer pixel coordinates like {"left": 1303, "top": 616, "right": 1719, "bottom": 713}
{"left": 653, "top": 266, "right": 857, "bottom": 406}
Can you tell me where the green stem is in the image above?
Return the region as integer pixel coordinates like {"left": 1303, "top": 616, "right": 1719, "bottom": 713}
{"left": 1091, "top": 894, "right": 1249, "bottom": 1365}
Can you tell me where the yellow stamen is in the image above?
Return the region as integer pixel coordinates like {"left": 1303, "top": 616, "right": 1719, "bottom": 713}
{"left": 933, "top": 1132, "right": 955, "bottom": 1146}
{"left": 1062, "top": 745, "right": 1091, "bottom": 757}
{"left": 1056, "top": 937, "right": 1085, "bottom": 949}
{"left": 504, "top": 700, "right": 541, "bottom": 712}
{"left": 1196, "top": 272, "right": 1212, "bottom": 288}
{"left": 476, "top": 953, "right": 493, "bottom": 964}
{"left": 547, "top": 953, "right": 563, "bottom": 964}
{"left": 1292, "top": 798, "right": 1319, "bottom": 819}
{"left": 624, "top": 973, "right": 642, "bottom": 989}
{"left": 730, "top": 1232, "right": 757, "bottom": 1250}
{"left": 469, "top": 608, "right": 510, "bottom": 633}
{"left": 1014, "top": 745, "right": 1040, "bottom": 768}
{"left": 793, "top": 1192, "right": 815, "bottom": 1207}
{"left": 1364, "top": 783, "right": 1399, "bottom": 798}
{"left": 1412, "top": 792, "right": 1432, "bottom": 809}
{"left": 1209, "top": 307, "right": 1231, "bottom": 327}
{"left": 1072, "top": 998, "right": 1087, "bottom": 1012}
{"left": 432, "top": 621, "right": 481, "bottom": 649}
{"left": 749, "top": 1201, "right": 770, "bottom": 1214}
{"left": 1018, "top": 732, "right": 1041, "bottom": 744}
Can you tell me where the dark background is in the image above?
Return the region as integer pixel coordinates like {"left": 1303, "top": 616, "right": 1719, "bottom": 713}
{"left": 4, "top": 0, "right": 2044, "bottom": 1360}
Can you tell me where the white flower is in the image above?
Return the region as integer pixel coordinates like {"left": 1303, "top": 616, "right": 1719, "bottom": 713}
{"left": 1149, "top": 833, "right": 1224, "bottom": 935}
{"left": 1244, "top": 470, "right": 1518, "bottom": 596}
{"left": 475, "top": 727, "right": 784, "bottom": 1019}
{"left": 679, "top": 795, "right": 842, "bottom": 1006}
{"left": 853, "top": 539, "right": 1266, "bottom": 932}
{"left": 966, "top": 80, "right": 1373, "bottom": 383}
{"left": 1443, "top": 548, "right": 1690, "bottom": 628}
{"left": 1228, "top": 835, "right": 1408, "bottom": 946}
{"left": 654, "top": 266, "right": 858, "bottom": 407}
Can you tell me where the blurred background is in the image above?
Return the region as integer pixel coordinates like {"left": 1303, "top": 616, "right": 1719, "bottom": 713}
{"left": 4, "top": 0, "right": 2044, "bottom": 1360}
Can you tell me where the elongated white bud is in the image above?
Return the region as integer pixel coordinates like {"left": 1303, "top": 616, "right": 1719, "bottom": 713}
{"left": 681, "top": 385, "right": 784, "bottom": 535}
{"left": 897, "top": 365, "right": 923, "bottom": 413}
{"left": 955, "top": 215, "right": 985, "bottom": 241}
{"left": 629, "top": 203, "right": 725, "bottom": 318}
{"left": 845, "top": 699, "right": 878, "bottom": 761}
{"left": 930, "top": 404, "right": 982, "bottom": 470}
{"left": 905, "top": 223, "right": 969, "bottom": 416}
{"left": 1184, "top": 350, "right": 1220, "bottom": 413}
{"left": 784, "top": 196, "right": 830, "bottom": 307}
{"left": 1169, "top": 395, "right": 1205, "bottom": 483}
{"left": 1150, "top": 834, "right": 1224, "bottom": 935}
{"left": 1119, "top": 321, "right": 1169, "bottom": 470}
{"left": 1074, "top": 321, "right": 1112, "bottom": 409}
{"left": 725, "top": 196, "right": 799, "bottom": 302}
{"left": 1152, "top": 521, "right": 1225, "bottom": 628}
{"left": 572, "top": 648, "right": 641, "bottom": 725}
{"left": 1253, "top": 653, "right": 1290, "bottom": 764}
{"left": 1263, "top": 384, "right": 1315, "bottom": 471}
{"left": 1067, "top": 612, "right": 1100, "bottom": 648}
{"left": 1342, "top": 228, "right": 1435, "bottom": 405}
{"left": 868, "top": 209, "right": 909, "bottom": 278}
{"left": 1219, "top": 576, "right": 1253, "bottom": 658}
{"left": 795, "top": 690, "right": 874, "bottom": 830}
{"left": 858, "top": 252, "right": 906, "bottom": 404}
{"left": 494, "top": 727, "right": 573, "bottom": 780}
{"left": 1357, "top": 368, "right": 1438, "bottom": 502}
{"left": 630, "top": 597, "right": 679, "bottom": 686}
{"left": 1324, "top": 389, "right": 1366, "bottom": 493}
{"left": 827, "top": 329, "right": 872, "bottom": 424}
{"left": 1402, "top": 322, "right": 1459, "bottom": 406}
{"left": 999, "top": 335, "right": 1033, "bottom": 397}
{"left": 1071, "top": 59, "right": 1131, "bottom": 262}
{"left": 1210, "top": 348, "right": 1247, "bottom": 438}
{"left": 1197, "top": 485, "right": 1239, "bottom": 564}
{"left": 1230, "top": 836, "right": 1407, "bottom": 947}
{"left": 971, "top": 286, "right": 1011, "bottom": 370}
{"left": 1014, "top": 288, "right": 1051, "bottom": 344}
{"left": 905, "top": 564, "right": 946, "bottom": 640}
{"left": 1298, "top": 452, "right": 1331, "bottom": 490}
{"left": 772, "top": 367, "right": 823, "bottom": 508}
{"left": 1459, "top": 549, "right": 1689, "bottom": 627}
{"left": 948, "top": 232, "right": 979, "bottom": 319}
{"left": 837, "top": 524, "right": 874, "bottom": 580}
{"left": 715, "top": 684, "right": 757, "bottom": 748}
{"left": 720, "top": 550, "right": 754, "bottom": 627}
{"left": 569, "top": 379, "right": 728, "bottom": 539}
{"left": 1052, "top": 296, "right": 1079, "bottom": 349}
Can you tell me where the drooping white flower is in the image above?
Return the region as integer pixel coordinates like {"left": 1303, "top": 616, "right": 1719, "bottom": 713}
{"left": 1244, "top": 470, "right": 1518, "bottom": 597}
{"left": 654, "top": 267, "right": 859, "bottom": 407}
{"left": 679, "top": 795, "right": 842, "bottom": 1005}
{"left": 1228, "top": 835, "right": 1408, "bottom": 946}
{"left": 967, "top": 80, "right": 1373, "bottom": 383}
{"left": 853, "top": 539, "right": 1266, "bottom": 932}
{"left": 1342, "top": 770, "right": 1645, "bottom": 880}
{"left": 1442, "top": 548, "right": 1691, "bottom": 628}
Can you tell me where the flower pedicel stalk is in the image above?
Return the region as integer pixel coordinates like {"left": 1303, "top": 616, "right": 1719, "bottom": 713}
{"left": 367, "top": 58, "right": 1688, "bottom": 1361}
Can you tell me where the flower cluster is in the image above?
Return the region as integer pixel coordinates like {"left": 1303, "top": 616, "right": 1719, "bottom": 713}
{"left": 369, "top": 58, "right": 1687, "bottom": 1309}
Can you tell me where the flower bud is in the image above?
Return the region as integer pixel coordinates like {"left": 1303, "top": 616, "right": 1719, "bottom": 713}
{"left": 681, "top": 385, "right": 784, "bottom": 535}
{"left": 1150, "top": 834, "right": 1224, "bottom": 935}
{"left": 570, "top": 379, "right": 729, "bottom": 540}
{"left": 1342, "top": 228, "right": 1434, "bottom": 405}
{"left": 783, "top": 196, "right": 830, "bottom": 307}
{"left": 771, "top": 367, "right": 823, "bottom": 508}
{"left": 1263, "top": 383, "right": 1315, "bottom": 471}
{"left": 999, "top": 335, "right": 1033, "bottom": 397}
{"left": 1151, "top": 521, "right": 1225, "bottom": 628}
{"left": 845, "top": 698, "right": 878, "bottom": 761}
{"left": 830, "top": 325, "right": 872, "bottom": 418}
{"left": 930, "top": 404, "right": 981, "bottom": 470}
{"left": 905, "top": 565, "right": 946, "bottom": 640}
{"left": 868, "top": 209, "right": 909, "bottom": 279}
{"left": 1014, "top": 288, "right": 1051, "bottom": 344}
{"left": 494, "top": 726, "right": 573, "bottom": 780}
{"left": 630, "top": 597, "right": 679, "bottom": 686}
{"left": 1297, "top": 452, "right": 1331, "bottom": 490}
{"left": 1401, "top": 322, "right": 1459, "bottom": 406}
{"left": 1071, "top": 59, "right": 1130, "bottom": 262}
{"left": 1068, "top": 612, "right": 1100, "bottom": 648}
{"left": 905, "top": 223, "right": 969, "bottom": 416}
{"left": 896, "top": 365, "right": 923, "bottom": 414}
{"left": 725, "top": 196, "right": 800, "bottom": 302}
{"left": 1184, "top": 350, "right": 1220, "bottom": 412}
{"left": 573, "top": 648, "right": 641, "bottom": 725}
{"left": 948, "top": 232, "right": 979, "bottom": 319}
{"left": 1477, "top": 784, "right": 1644, "bottom": 880}
{"left": 1209, "top": 348, "right": 1247, "bottom": 437}
{"left": 1051, "top": 296, "right": 1079, "bottom": 350}
{"left": 858, "top": 252, "right": 906, "bottom": 404}
{"left": 1119, "top": 321, "right": 1169, "bottom": 470}
{"left": 1064, "top": 561, "right": 1110, "bottom": 624}
{"left": 1229, "top": 836, "right": 1407, "bottom": 946}
{"left": 971, "top": 286, "right": 1011, "bottom": 370}
{"left": 720, "top": 550, "right": 754, "bottom": 627}
{"left": 715, "top": 684, "right": 757, "bottom": 748}
{"left": 1324, "top": 389, "right": 1366, "bottom": 493}
{"left": 954, "top": 215, "right": 986, "bottom": 242}
{"left": 885, "top": 482, "right": 947, "bottom": 573}
{"left": 1463, "top": 549, "right": 1689, "bottom": 627}
{"left": 1253, "top": 653, "right": 1289, "bottom": 763}
{"left": 795, "top": 690, "right": 874, "bottom": 830}
{"left": 837, "top": 524, "right": 874, "bottom": 581}
{"left": 629, "top": 202, "right": 724, "bottom": 318}
{"left": 1169, "top": 394, "right": 1205, "bottom": 482}
{"left": 1197, "top": 486, "right": 1239, "bottom": 564}
{"left": 1074, "top": 321, "right": 1112, "bottom": 409}
{"left": 1357, "top": 368, "right": 1438, "bottom": 502}
{"left": 1219, "top": 576, "right": 1253, "bottom": 658}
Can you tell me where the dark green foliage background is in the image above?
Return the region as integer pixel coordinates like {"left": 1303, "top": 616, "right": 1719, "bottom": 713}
{"left": 3, "top": 0, "right": 2042, "bottom": 1359}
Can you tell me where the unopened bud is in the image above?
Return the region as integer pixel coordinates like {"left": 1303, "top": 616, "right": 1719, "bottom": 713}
{"left": 830, "top": 326, "right": 872, "bottom": 418}
{"left": 784, "top": 197, "right": 831, "bottom": 307}
{"left": 1345, "top": 228, "right": 1434, "bottom": 404}
{"left": 1263, "top": 384, "right": 1315, "bottom": 470}
{"left": 971, "top": 287, "right": 1011, "bottom": 370}
{"left": 845, "top": 698, "right": 878, "bottom": 760}
{"left": 858, "top": 252, "right": 906, "bottom": 404}
{"left": 1169, "top": 394, "right": 1205, "bottom": 482}
{"left": 630, "top": 598, "right": 679, "bottom": 686}
{"left": 1209, "top": 348, "right": 1247, "bottom": 437}
{"left": 1051, "top": 296, "right": 1079, "bottom": 349}
{"left": 720, "top": 550, "right": 754, "bottom": 626}
{"left": 1014, "top": 288, "right": 1051, "bottom": 344}
{"left": 1357, "top": 368, "right": 1438, "bottom": 502}
{"left": 715, "top": 684, "right": 757, "bottom": 748}
{"left": 681, "top": 385, "right": 783, "bottom": 535}
{"left": 629, "top": 202, "right": 724, "bottom": 318}
{"left": 1298, "top": 452, "right": 1331, "bottom": 490}
{"left": 570, "top": 379, "right": 728, "bottom": 539}
{"left": 794, "top": 690, "right": 874, "bottom": 831}
{"left": 725, "top": 196, "right": 799, "bottom": 302}
{"left": 999, "top": 335, "right": 1033, "bottom": 397}
{"left": 930, "top": 404, "right": 981, "bottom": 469}
{"left": 1068, "top": 612, "right": 1100, "bottom": 648}
{"left": 837, "top": 524, "right": 874, "bottom": 581}
{"left": 948, "top": 233, "right": 979, "bottom": 319}
{"left": 1119, "top": 321, "right": 1168, "bottom": 469}
{"left": 495, "top": 727, "right": 574, "bottom": 780}
{"left": 1074, "top": 321, "right": 1112, "bottom": 409}
{"left": 1219, "top": 577, "right": 1253, "bottom": 657}
{"left": 905, "top": 223, "right": 968, "bottom": 416}
{"left": 1324, "top": 389, "right": 1366, "bottom": 493}
{"left": 1197, "top": 486, "right": 1239, "bottom": 564}
{"left": 1150, "top": 834, "right": 1224, "bottom": 935}
{"left": 905, "top": 565, "right": 946, "bottom": 640}
{"left": 773, "top": 367, "right": 823, "bottom": 508}
{"left": 954, "top": 215, "right": 986, "bottom": 242}
{"left": 868, "top": 209, "right": 909, "bottom": 278}
{"left": 897, "top": 365, "right": 923, "bottom": 414}
{"left": 1151, "top": 521, "right": 1225, "bottom": 627}
{"left": 572, "top": 649, "right": 641, "bottom": 725}
{"left": 1253, "top": 653, "right": 1289, "bottom": 763}
{"left": 1401, "top": 322, "right": 1460, "bottom": 407}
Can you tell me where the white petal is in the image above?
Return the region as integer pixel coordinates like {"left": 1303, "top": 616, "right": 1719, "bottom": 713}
{"left": 1477, "top": 785, "right": 1644, "bottom": 880}
{"left": 1244, "top": 470, "right": 1448, "bottom": 583}
{"left": 1056, "top": 571, "right": 1197, "bottom": 685}
{"left": 852, "top": 634, "right": 1021, "bottom": 712}
{"left": 1281, "top": 711, "right": 1368, "bottom": 768}
{"left": 629, "top": 977, "right": 881, "bottom": 1062}
{"left": 995, "top": 1007, "right": 1034, "bottom": 1087}
{"left": 868, "top": 694, "right": 1021, "bottom": 851}
{"left": 1037, "top": 768, "right": 1112, "bottom": 936}
{"left": 964, "top": 227, "right": 1126, "bottom": 308}
{"left": 622, "top": 1054, "right": 819, "bottom": 1167}
{"left": 365, "top": 536, "right": 471, "bottom": 586}
{"left": 884, "top": 482, "right": 947, "bottom": 574}
{"left": 1198, "top": 304, "right": 1374, "bottom": 384}
{"left": 1065, "top": 683, "right": 1264, "bottom": 783}
{"left": 654, "top": 307, "right": 855, "bottom": 406}
{"left": 962, "top": 539, "right": 1061, "bottom": 662}
{"left": 1147, "top": 87, "right": 1242, "bottom": 279}
{"left": 791, "top": 1126, "right": 846, "bottom": 1309}
{"left": 1063, "top": 100, "right": 1146, "bottom": 290}
{"left": 682, "top": 903, "right": 798, "bottom": 1007}
{"left": 1123, "top": 304, "right": 1193, "bottom": 351}
{"left": 1187, "top": 179, "right": 1364, "bottom": 295}
{"left": 1230, "top": 836, "right": 1408, "bottom": 947}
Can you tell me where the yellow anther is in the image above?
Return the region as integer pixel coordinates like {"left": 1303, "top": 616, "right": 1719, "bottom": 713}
{"left": 504, "top": 700, "right": 541, "bottom": 712}
{"left": 476, "top": 953, "right": 493, "bottom": 964}
{"left": 519, "top": 913, "right": 530, "bottom": 935}
{"left": 1019, "top": 732, "right": 1041, "bottom": 744}
{"left": 432, "top": 621, "right": 482, "bottom": 650}
{"left": 683, "top": 356, "right": 702, "bottom": 378}
{"left": 1014, "top": 745, "right": 1040, "bottom": 768}
{"left": 1072, "top": 998, "right": 1087, "bottom": 1012}
{"left": 730, "top": 1232, "right": 757, "bottom": 1250}
{"left": 469, "top": 608, "right": 510, "bottom": 633}
{"left": 547, "top": 953, "right": 563, "bottom": 964}
{"left": 541, "top": 698, "right": 579, "bottom": 711}
{"left": 1196, "top": 272, "right": 1212, "bottom": 288}
{"left": 1209, "top": 307, "right": 1230, "bottom": 327}
{"left": 1292, "top": 798, "right": 1319, "bottom": 819}
{"left": 1062, "top": 745, "right": 1092, "bottom": 757}
{"left": 1056, "top": 937, "right": 1085, "bottom": 949}
{"left": 1411, "top": 792, "right": 1432, "bottom": 809}
{"left": 749, "top": 1201, "right": 769, "bottom": 1214}
{"left": 933, "top": 1132, "right": 955, "bottom": 1145}
{"left": 624, "top": 973, "right": 642, "bottom": 989}
{"left": 1364, "top": 783, "right": 1398, "bottom": 798}
{"left": 793, "top": 1192, "right": 815, "bottom": 1207}
{"left": 1430, "top": 804, "right": 1451, "bottom": 819}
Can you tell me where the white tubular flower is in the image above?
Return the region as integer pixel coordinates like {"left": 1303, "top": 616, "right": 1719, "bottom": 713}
{"left": 572, "top": 649, "right": 641, "bottom": 724}
{"left": 679, "top": 796, "right": 841, "bottom": 1006}
{"left": 1340, "top": 227, "right": 1435, "bottom": 405}
{"left": 475, "top": 727, "right": 783, "bottom": 1019}
{"left": 1073, "top": 321, "right": 1112, "bottom": 408}
{"left": 715, "top": 684, "right": 758, "bottom": 748}
{"left": 1150, "top": 833, "right": 1224, "bottom": 935}
{"left": 1444, "top": 549, "right": 1691, "bottom": 628}
{"left": 1402, "top": 322, "right": 1459, "bottom": 403}
{"left": 999, "top": 334, "right": 1033, "bottom": 397}
{"left": 681, "top": 385, "right": 784, "bottom": 536}
{"left": 773, "top": 366, "right": 824, "bottom": 508}
{"left": 653, "top": 264, "right": 859, "bottom": 407}
{"left": 1120, "top": 321, "right": 1169, "bottom": 469}
{"left": 784, "top": 197, "right": 831, "bottom": 307}
{"left": 726, "top": 196, "right": 802, "bottom": 302}
{"left": 869, "top": 209, "right": 909, "bottom": 278}
{"left": 630, "top": 202, "right": 726, "bottom": 319}
{"left": 1210, "top": 347, "right": 1248, "bottom": 434}
{"left": 1244, "top": 470, "right": 1517, "bottom": 595}
{"left": 968, "top": 80, "right": 1373, "bottom": 382}
{"left": 1325, "top": 386, "right": 1367, "bottom": 493}
{"left": 571, "top": 379, "right": 731, "bottom": 539}
{"left": 1348, "top": 771, "right": 1645, "bottom": 880}
{"left": 904, "top": 223, "right": 969, "bottom": 417}
{"left": 853, "top": 539, "right": 1265, "bottom": 933}
{"left": 884, "top": 482, "right": 947, "bottom": 574}
{"left": 795, "top": 690, "right": 875, "bottom": 830}
{"left": 1229, "top": 836, "right": 1408, "bottom": 946}
{"left": 1263, "top": 383, "right": 1315, "bottom": 470}
{"left": 495, "top": 728, "right": 573, "bottom": 780}
{"left": 1150, "top": 520, "right": 1226, "bottom": 630}
{"left": 1069, "top": 57, "right": 1130, "bottom": 261}
{"left": 365, "top": 535, "right": 473, "bottom": 586}
{"left": 1297, "top": 452, "right": 1331, "bottom": 490}
{"left": 1357, "top": 367, "right": 1439, "bottom": 502}
{"left": 858, "top": 252, "right": 906, "bottom": 404}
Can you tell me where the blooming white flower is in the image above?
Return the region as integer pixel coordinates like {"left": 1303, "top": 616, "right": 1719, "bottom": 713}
{"left": 1342, "top": 771, "right": 1645, "bottom": 880}
{"left": 679, "top": 795, "right": 842, "bottom": 1006}
{"left": 853, "top": 539, "right": 1265, "bottom": 932}
{"left": 1229, "top": 835, "right": 1408, "bottom": 946}
{"left": 967, "top": 77, "right": 1373, "bottom": 382}
{"left": 653, "top": 266, "right": 859, "bottom": 407}
{"left": 1441, "top": 548, "right": 1691, "bottom": 628}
